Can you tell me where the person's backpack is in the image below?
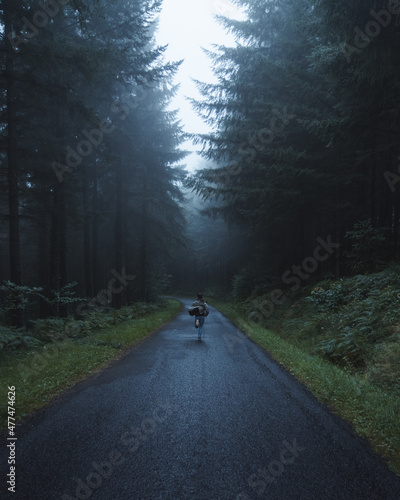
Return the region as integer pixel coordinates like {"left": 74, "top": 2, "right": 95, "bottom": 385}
{"left": 188, "top": 305, "right": 205, "bottom": 316}
{"left": 188, "top": 298, "right": 210, "bottom": 316}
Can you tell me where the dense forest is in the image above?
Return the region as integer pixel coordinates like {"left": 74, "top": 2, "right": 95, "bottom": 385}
{"left": 1, "top": 0, "right": 400, "bottom": 327}
{"left": 189, "top": 0, "right": 400, "bottom": 299}
{"left": 1, "top": 0, "right": 187, "bottom": 325}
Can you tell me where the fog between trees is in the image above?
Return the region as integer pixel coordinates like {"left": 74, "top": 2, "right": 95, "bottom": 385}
{"left": 1, "top": 0, "right": 399, "bottom": 324}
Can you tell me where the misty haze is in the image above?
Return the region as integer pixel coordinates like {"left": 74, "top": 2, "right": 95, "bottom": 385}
{"left": 1, "top": 1, "right": 400, "bottom": 499}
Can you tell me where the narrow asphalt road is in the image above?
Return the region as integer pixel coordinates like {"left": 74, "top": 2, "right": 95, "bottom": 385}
{"left": 1, "top": 299, "right": 400, "bottom": 500}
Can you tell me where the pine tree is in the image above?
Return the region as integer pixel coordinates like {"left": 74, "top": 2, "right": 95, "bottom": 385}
{"left": 0, "top": 0, "right": 187, "bottom": 321}
{"left": 189, "top": 0, "right": 400, "bottom": 293}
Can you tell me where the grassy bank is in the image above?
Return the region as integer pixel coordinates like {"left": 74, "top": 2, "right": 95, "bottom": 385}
{"left": 215, "top": 301, "right": 400, "bottom": 475}
{"left": 0, "top": 299, "right": 181, "bottom": 431}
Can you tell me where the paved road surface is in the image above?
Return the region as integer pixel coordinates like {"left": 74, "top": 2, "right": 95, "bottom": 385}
{"left": 1, "top": 299, "right": 400, "bottom": 499}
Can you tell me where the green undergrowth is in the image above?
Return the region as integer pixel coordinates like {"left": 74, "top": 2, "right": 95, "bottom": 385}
{"left": 215, "top": 295, "right": 400, "bottom": 476}
{"left": 0, "top": 302, "right": 168, "bottom": 349}
{"left": 0, "top": 299, "right": 181, "bottom": 431}
{"left": 251, "top": 268, "right": 400, "bottom": 392}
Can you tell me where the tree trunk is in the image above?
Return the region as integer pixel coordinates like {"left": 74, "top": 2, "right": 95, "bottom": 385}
{"left": 335, "top": 182, "right": 342, "bottom": 277}
{"left": 114, "top": 159, "right": 124, "bottom": 308}
{"left": 5, "top": 0, "right": 22, "bottom": 324}
{"left": 38, "top": 209, "right": 51, "bottom": 318}
{"left": 91, "top": 170, "right": 99, "bottom": 293}
{"left": 49, "top": 188, "right": 60, "bottom": 314}
{"left": 83, "top": 167, "right": 93, "bottom": 297}
{"left": 393, "top": 193, "right": 400, "bottom": 259}
{"left": 140, "top": 170, "right": 149, "bottom": 302}
{"left": 49, "top": 182, "right": 68, "bottom": 316}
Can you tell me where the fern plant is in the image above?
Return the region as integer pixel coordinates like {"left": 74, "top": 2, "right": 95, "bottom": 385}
{"left": 0, "top": 281, "right": 83, "bottom": 324}
{"left": 0, "top": 325, "right": 42, "bottom": 351}
{"left": 0, "top": 281, "right": 45, "bottom": 325}
{"left": 345, "top": 220, "right": 391, "bottom": 274}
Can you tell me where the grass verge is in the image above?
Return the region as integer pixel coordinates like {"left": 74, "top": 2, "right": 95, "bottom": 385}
{"left": 215, "top": 301, "right": 400, "bottom": 476}
{"left": 0, "top": 299, "right": 181, "bottom": 431}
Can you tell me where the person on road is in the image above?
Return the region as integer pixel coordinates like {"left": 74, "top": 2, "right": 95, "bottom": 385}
{"left": 192, "top": 292, "right": 209, "bottom": 341}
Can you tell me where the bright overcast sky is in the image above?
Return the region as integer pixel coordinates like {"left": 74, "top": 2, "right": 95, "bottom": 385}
{"left": 156, "top": 0, "right": 244, "bottom": 170}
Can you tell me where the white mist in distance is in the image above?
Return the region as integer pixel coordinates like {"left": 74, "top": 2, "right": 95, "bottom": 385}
{"left": 156, "top": 0, "right": 245, "bottom": 171}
